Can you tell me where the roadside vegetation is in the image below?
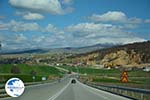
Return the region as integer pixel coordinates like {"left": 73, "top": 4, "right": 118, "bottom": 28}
{"left": 0, "top": 64, "right": 149, "bottom": 88}
{"left": 0, "top": 64, "right": 63, "bottom": 83}
{"left": 58, "top": 66, "right": 150, "bottom": 88}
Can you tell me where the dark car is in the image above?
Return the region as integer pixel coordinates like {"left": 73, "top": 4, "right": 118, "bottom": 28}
{"left": 71, "top": 79, "right": 76, "bottom": 84}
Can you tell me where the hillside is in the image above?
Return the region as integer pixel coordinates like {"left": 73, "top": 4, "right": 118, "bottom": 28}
{"left": 68, "top": 41, "right": 150, "bottom": 67}
{"left": 1, "top": 41, "right": 150, "bottom": 68}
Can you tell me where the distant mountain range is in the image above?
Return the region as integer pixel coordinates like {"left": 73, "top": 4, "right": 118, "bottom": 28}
{"left": 0, "top": 43, "right": 117, "bottom": 54}
{"left": 1, "top": 41, "right": 150, "bottom": 68}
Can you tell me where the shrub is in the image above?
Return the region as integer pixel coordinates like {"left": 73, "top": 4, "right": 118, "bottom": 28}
{"left": 11, "top": 65, "right": 21, "bottom": 74}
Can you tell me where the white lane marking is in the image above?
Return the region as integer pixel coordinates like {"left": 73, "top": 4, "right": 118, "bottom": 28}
{"left": 47, "top": 79, "right": 71, "bottom": 100}
{"left": 77, "top": 80, "right": 130, "bottom": 100}
{"left": 27, "top": 81, "right": 57, "bottom": 88}
{"left": 77, "top": 81, "right": 110, "bottom": 100}
{"left": 82, "top": 86, "right": 109, "bottom": 100}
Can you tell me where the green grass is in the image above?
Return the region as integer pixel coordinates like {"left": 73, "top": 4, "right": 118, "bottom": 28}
{"left": 1, "top": 64, "right": 150, "bottom": 85}
{"left": 0, "top": 74, "right": 43, "bottom": 83}
{"left": 60, "top": 66, "right": 150, "bottom": 77}
{"left": 129, "top": 77, "right": 150, "bottom": 85}
{"left": 128, "top": 70, "right": 150, "bottom": 77}
{"left": 60, "top": 66, "right": 150, "bottom": 85}
{"left": 59, "top": 66, "right": 119, "bottom": 75}
{"left": 0, "top": 64, "right": 62, "bottom": 83}
{"left": 92, "top": 77, "right": 119, "bottom": 83}
{"left": 0, "top": 64, "right": 61, "bottom": 75}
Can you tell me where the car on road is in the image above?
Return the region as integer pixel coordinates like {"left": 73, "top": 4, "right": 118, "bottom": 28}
{"left": 71, "top": 79, "right": 76, "bottom": 84}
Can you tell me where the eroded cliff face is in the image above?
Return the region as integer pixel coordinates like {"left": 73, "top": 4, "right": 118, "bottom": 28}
{"left": 69, "top": 41, "right": 150, "bottom": 67}
{"left": 101, "top": 50, "right": 141, "bottom": 67}
{"left": 70, "top": 49, "right": 145, "bottom": 67}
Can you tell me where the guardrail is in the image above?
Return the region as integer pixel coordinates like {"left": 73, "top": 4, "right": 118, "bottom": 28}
{"left": 0, "top": 75, "right": 70, "bottom": 99}
{"left": 0, "top": 84, "right": 8, "bottom": 98}
{"left": 85, "top": 82, "right": 150, "bottom": 100}
{"left": 0, "top": 79, "right": 61, "bottom": 98}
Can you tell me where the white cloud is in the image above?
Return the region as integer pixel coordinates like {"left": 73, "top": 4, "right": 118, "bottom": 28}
{"left": 0, "top": 20, "right": 59, "bottom": 33}
{"left": 45, "top": 24, "right": 58, "bottom": 33}
{"left": 93, "top": 37, "right": 145, "bottom": 45}
{"left": 65, "top": 23, "right": 122, "bottom": 37}
{"left": 23, "top": 12, "right": 44, "bottom": 20}
{"left": 89, "top": 11, "right": 143, "bottom": 24}
{"left": 0, "top": 16, "right": 5, "bottom": 19}
{"left": 121, "top": 24, "right": 138, "bottom": 29}
{"left": 65, "top": 22, "right": 145, "bottom": 46}
{"left": 61, "top": 0, "right": 73, "bottom": 5}
{"left": 66, "top": 23, "right": 113, "bottom": 32}
{"left": 4, "top": 20, "right": 40, "bottom": 32}
{"left": 116, "top": 37, "right": 146, "bottom": 44}
{"left": 0, "top": 21, "right": 146, "bottom": 51}
{"left": 32, "top": 35, "right": 45, "bottom": 43}
{"left": 0, "top": 23, "right": 8, "bottom": 30}
{"left": 15, "top": 34, "right": 27, "bottom": 42}
{"left": 89, "top": 11, "right": 127, "bottom": 22}
{"left": 9, "top": 0, "right": 73, "bottom": 15}
{"left": 144, "top": 19, "right": 150, "bottom": 23}
{"left": 128, "top": 17, "right": 142, "bottom": 24}
{"left": 0, "top": 33, "right": 32, "bottom": 51}
{"left": 0, "top": 34, "right": 5, "bottom": 41}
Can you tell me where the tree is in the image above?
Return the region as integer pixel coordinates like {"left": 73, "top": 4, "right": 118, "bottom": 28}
{"left": 30, "top": 70, "right": 36, "bottom": 76}
{"left": 11, "top": 65, "right": 20, "bottom": 74}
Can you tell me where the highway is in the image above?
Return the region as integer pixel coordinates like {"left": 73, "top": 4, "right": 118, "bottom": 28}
{"left": 2, "top": 78, "right": 131, "bottom": 100}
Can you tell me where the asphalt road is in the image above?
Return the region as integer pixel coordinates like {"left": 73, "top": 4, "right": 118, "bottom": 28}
{"left": 2, "top": 78, "right": 131, "bottom": 100}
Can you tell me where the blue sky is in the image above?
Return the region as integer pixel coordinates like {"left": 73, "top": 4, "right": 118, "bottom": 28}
{"left": 0, "top": 0, "right": 150, "bottom": 51}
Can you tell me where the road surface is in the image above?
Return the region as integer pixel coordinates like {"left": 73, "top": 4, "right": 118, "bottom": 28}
{"left": 2, "top": 78, "right": 131, "bottom": 100}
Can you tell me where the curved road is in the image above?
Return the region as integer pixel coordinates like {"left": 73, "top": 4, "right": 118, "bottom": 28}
{"left": 3, "top": 78, "right": 131, "bottom": 100}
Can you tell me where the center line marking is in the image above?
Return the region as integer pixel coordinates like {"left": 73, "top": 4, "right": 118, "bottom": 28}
{"left": 47, "top": 79, "right": 71, "bottom": 100}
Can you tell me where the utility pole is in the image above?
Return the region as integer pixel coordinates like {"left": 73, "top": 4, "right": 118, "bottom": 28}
{"left": 0, "top": 41, "right": 1, "bottom": 50}
{"left": 0, "top": 41, "right": 2, "bottom": 52}
{"left": 0, "top": 41, "right": 2, "bottom": 57}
